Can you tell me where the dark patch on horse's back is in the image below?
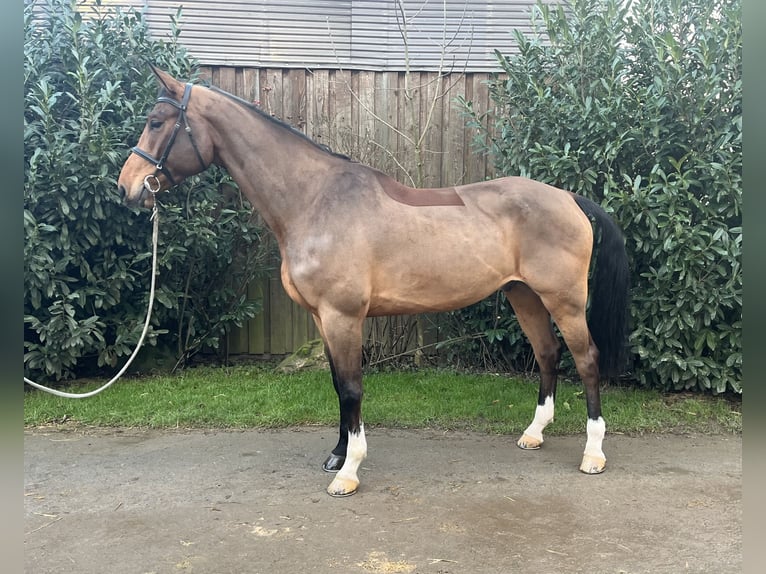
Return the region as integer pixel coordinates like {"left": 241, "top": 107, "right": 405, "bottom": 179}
{"left": 373, "top": 172, "right": 465, "bottom": 207}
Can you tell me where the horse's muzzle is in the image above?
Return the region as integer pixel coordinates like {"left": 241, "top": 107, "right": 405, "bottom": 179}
{"left": 118, "top": 184, "right": 151, "bottom": 208}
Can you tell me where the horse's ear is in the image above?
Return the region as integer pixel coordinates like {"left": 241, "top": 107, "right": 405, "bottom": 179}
{"left": 147, "top": 62, "right": 180, "bottom": 95}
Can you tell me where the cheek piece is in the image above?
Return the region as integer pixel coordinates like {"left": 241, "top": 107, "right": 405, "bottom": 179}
{"left": 130, "top": 82, "right": 207, "bottom": 188}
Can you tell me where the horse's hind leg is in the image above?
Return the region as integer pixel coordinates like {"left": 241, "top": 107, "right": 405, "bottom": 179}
{"left": 543, "top": 297, "right": 606, "bottom": 474}
{"left": 503, "top": 283, "right": 562, "bottom": 450}
{"left": 313, "top": 309, "right": 367, "bottom": 496}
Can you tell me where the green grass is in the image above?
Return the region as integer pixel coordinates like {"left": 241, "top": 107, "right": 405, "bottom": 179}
{"left": 23, "top": 365, "right": 741, "bottom": 435}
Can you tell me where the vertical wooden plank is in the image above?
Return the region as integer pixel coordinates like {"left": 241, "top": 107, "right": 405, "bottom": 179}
{"left": 227, "top": 323, "right": 248, "bottom": 355}
{"left": 302, "top": 307, "right": 314, "bottom": 348}
{"left": 260, "top": 68, "right": 284, "bottom": 118}
{"left": 413, "top": 71, "right": 428, "bottom": 187}
{"left": 326, "top": 70, "right": 338, "bottom": 150}
{"left": 242, "top": 67, "right": 261, "bottom": 104}
{"left": 349, "top": 70, "right": 359, "bottom": 157}
{"left": 272, "top": 69, "right": 286, "bottom": 120}
{"left": 356, "top": 70, "right": 375, "bottom": 163}
{"left": 283, "top": 68, "right": 297, "bottom": 127}
{"left": 478, "top": 72, "right": 492, "bottom": 181}
{"left": 373, "top": 71, "right": 395, "bottom": 174}
{"left": 305, "top": 68, "right": 316, "bottom": 140}
{"left": 291, "top": 297, "right": 304, "bottom": 350}
{"left": 247, "top": 278, "right": 268, "bottom": 355}
{"left": 465, "top": 72, "right": 490, "bottom": 183}
{"left": 393, "top": 72, "right": 407, "bottom": 184}
{"left": 396, "top": 71, "right": 417, "bottom": 186}
{"left": 481, "top": 72, "right": 499, "bottom": 181}
{"left": 308, "top": 312, "right": 319, "bottom": 341}
{"left": 330, "top": 69, "right": 353, "bottom": 156}
{"left": 292, "top": 305, "right": 311, "bottom": 348}
{"left": 421, "top": 312, "right": 439, "bottom": 349}
{"left": 307, "top": 69, "right": 330, "bottom": 145}
{"left": 419, "top": 72, "right": 443, "bottom": 188}
{"left": 197, "top": 66, "right": 213, "bottom": 84}
{"left": 462, "top": 73, "right": 475, "bottom": 184}
{"left": 283, "top": 68, "right": 306, "bottom": 131}
{"left": 217, "top": 66, "right": 237, "bottom": 94}
{"left": 269, "top": 276, "right": 291, "bottom": 355}
{"left": 235, "top": 67, "right": 243, "bottom": 97}
{"left": 259, "top": 68, "right": 271, "bottom": 115}
{"left": 441, "top": 73, "right": 467, "bottom": 186}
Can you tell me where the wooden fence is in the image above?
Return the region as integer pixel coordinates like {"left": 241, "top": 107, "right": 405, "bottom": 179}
{"left": 197, "top": 65, "right": 501, "bottom": 357}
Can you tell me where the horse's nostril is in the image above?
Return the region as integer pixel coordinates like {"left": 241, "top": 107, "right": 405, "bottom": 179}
{"left": 118, "top": 184, "right": 126, "bottom": 200}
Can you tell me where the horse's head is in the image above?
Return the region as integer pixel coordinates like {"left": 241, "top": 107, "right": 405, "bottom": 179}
{"left": 117, "top": 65, "right": 214, "bottom": 207}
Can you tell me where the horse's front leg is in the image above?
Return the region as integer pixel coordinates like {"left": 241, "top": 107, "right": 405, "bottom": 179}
{"left": 504, "top": 284, "right": 562, "bottom": 450}
{"left": 517, "top": 370, "right": 559, "bottom": 450}
{"left": 320, "top": 349, "right": 348, "bottom": 473}
{"left": 314, "top": 310, "right": 367, "bottom": 497}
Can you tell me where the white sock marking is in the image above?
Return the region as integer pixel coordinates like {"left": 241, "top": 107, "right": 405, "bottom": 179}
{"left": 522, "top": 395, "right": 554, "bottom": 442}
{"left": 583, "top": 416, "right": 606, "bottom": 459}
{"left": 335, "top": 423, "right": 367, "bottom": 484}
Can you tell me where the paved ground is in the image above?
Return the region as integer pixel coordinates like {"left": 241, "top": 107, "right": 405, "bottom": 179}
{"left": 24, "top": 426, "right": 741, "bottom": 574}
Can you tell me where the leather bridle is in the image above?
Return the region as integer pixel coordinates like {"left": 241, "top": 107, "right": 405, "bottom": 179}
{"left": 131, "top": 82, "right": 207, "bottom": 190}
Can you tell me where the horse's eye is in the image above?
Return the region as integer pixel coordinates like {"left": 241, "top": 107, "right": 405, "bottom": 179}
{"left": 149, "top": 119, "right": 163, "bottom": 130}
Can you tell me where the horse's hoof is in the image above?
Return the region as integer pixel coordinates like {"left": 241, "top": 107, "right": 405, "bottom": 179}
{"left": 327, "top": 476, "right": 359, "bottom": 497}
{"left": 516, "top": 434, "right": 543, "bottom": 450}
{"left": 322, "top": 453, "right": 345, "bottom": 473}
{"left": 579, "top": 454, "right": 606, "bottom": 474}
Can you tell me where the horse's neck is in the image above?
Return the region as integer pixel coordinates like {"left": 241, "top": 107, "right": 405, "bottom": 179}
{"left": 209, "top": 105, "right": 334, "bottom": 242}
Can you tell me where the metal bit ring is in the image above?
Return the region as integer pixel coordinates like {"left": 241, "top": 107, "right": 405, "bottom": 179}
{"left": 143, "top": 174, "right": 162, "bottom": 193}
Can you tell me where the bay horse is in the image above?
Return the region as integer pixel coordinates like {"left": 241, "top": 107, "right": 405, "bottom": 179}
{"left": 117, "top": 66, "right": 630, "bottom": 497}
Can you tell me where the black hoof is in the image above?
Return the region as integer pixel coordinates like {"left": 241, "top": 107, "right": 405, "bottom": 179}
{"left": 322, "top": 453, "right": 345, "bottom": 473}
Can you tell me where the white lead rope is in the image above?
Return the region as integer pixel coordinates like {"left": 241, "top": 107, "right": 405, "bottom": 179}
{"left": 24, "top": 199, "right": 160, "bottom": 398}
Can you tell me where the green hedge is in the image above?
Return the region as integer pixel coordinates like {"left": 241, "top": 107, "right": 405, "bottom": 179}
{"left": 25, "top": 0, "right": 741, "bottom": 394}
{"left": 24, "top": 0, "right": 273, "bottom": 382}
{"left": 456, "top": 0, "right": 741, "bottom": 393}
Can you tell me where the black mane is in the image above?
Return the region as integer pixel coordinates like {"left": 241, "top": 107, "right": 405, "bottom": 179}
{"left": 206, "top": 85, "right": 353, "bottom": 162}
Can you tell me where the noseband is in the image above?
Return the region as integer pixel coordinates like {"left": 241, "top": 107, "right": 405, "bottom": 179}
{"left": 131, "top": 82, "right": 207, "bottom": 188}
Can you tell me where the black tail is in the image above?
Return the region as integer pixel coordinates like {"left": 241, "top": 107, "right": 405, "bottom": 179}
{"left": 573, "top": 195, "right": 630, "bottom": 379}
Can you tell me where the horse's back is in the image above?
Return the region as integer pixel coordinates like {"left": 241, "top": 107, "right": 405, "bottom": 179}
{"left": 453, "top": 176, "right": 593, "bottom": 242}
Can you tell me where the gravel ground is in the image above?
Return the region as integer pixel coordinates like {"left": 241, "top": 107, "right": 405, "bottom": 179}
{"left": 24, "top": 426, "right": 741, "bottom": 574}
